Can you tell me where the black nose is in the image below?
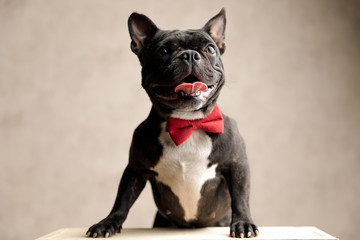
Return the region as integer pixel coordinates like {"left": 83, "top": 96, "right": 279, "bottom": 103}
{"left": 180, "top": 50, "right": 201, "bottom": 63}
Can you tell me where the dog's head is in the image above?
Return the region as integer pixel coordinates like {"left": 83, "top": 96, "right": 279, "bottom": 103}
{"left": 128, "top": 9, "right": 226, "bottom": 119}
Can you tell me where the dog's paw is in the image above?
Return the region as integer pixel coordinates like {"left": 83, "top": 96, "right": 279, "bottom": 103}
{"left": 230, "top": 221, "right": 259, "bottom": 238}
{"left": 86, "top": 215, "right": 122, "bottom": 238}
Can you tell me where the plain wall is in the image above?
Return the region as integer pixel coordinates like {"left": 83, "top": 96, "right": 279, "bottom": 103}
{"left": 0, "top": 1, "right": 359, "bottom": 240}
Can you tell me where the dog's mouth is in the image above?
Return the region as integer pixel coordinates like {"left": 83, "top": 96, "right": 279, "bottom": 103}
{"left": 150, "top": 75, "right": 218, "bottom": 101}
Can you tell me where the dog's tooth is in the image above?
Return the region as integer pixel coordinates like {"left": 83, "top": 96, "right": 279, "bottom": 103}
{"left": 180, "top": 91, "right": 185, "bottom": 96}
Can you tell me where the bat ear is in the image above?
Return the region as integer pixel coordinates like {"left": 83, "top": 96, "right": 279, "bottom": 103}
{"left": 128, "top": 13, "right": 158, "bottom": 55}
{"left": 203, "top": 8, "right": 226, "bottom": 55}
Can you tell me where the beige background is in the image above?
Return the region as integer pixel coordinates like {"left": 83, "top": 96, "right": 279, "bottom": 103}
{"left": 1, "top": 1, "right": 359, "bottom": 240}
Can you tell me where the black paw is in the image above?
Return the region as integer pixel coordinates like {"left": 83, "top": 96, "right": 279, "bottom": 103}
{"left": 86, "top": 215, "right": 123, "bottom": 238}
{"left": 230, "top": 221, "right": 259, "bottom": 238}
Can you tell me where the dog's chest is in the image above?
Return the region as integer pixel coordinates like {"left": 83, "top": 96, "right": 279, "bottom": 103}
{"left": 153, "top": 122, "right": 217, "bottom": 221}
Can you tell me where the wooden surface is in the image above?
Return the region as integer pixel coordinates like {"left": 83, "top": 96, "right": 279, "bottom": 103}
{"left": 36, "top": 227, "right": 338, "bottom": 240}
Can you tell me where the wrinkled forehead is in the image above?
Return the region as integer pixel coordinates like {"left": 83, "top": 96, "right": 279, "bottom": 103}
{"left": 151, "top": 29, "right": 214, "bottom": 50}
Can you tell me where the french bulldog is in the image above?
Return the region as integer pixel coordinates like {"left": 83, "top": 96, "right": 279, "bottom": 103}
{"left": 87, "top": 8, "right": 258, "bottom": 238}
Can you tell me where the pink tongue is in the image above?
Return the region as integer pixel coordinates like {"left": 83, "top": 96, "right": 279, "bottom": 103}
{"left": 174, "top": 82, "right": 208, "bottom": 95}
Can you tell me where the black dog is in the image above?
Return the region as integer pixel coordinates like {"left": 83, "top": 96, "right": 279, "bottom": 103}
{"left": 87, "top": 8, "right": 258, "bottom": 238}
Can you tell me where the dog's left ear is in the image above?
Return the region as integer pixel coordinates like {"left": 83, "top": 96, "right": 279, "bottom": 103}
{"left": 203, "top": 8, "right": 226, "bottom": 55}
{"left": 128, "top": 13, "right": 158, "bottom": 55}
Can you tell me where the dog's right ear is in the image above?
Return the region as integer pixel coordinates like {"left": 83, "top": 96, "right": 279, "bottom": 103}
{"left": 128, "top": 13, "right": 158, "bottom": 55}
{"left": 203, "top": 8, "right": 226, "bottom": 55}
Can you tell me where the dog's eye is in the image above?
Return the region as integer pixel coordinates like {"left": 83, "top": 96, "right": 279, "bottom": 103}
{"left": 205, "top": 45, "right": 216, "bottom": 55}
{"left": 157, "top": 47, "right": 168, "bottom": 57}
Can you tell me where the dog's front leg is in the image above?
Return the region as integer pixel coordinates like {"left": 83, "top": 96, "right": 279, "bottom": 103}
{"left": 86, "top": 165, "right": 147, "bottom": 238}
{"left": 226, "top": 162, "right": 259, "bottom": 238}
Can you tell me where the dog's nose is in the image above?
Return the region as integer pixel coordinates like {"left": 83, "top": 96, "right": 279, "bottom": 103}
{"left": 180, "top": 50, "right": 201, "bottom": 63}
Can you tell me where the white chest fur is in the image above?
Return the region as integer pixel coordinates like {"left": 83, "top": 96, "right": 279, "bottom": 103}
{"left": 153, "top": 122, "right": 217, "bottom": 222}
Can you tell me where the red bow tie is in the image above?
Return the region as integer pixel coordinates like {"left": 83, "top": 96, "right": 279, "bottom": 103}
{"left": 167, "top": 105, "right": 224, "bottom": 146}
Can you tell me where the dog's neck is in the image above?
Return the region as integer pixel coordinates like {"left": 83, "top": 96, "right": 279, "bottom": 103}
{"left": 170, "top": 110, "right": 208, "bottom": 120}
{"left": 153, "top": 103, "right": 218, "bottom": 121}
